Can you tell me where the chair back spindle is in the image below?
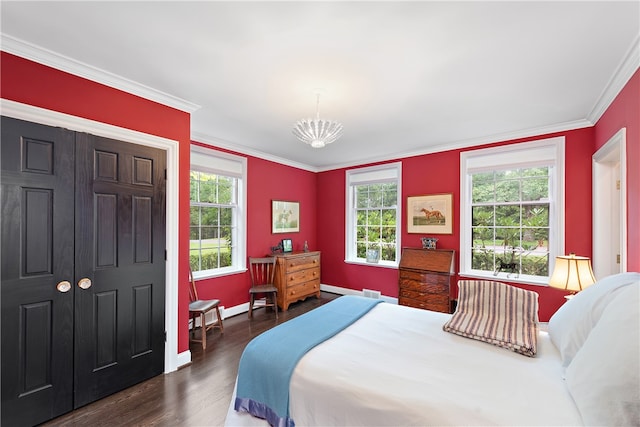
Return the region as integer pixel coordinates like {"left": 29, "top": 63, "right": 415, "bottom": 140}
{"left": 189, "top": 267, "right": 199, "bottom": 301}
{"left": 188, "top": 266, "right": 223, "bottom": 349}
{"left": 248, "top": 257, "right": 278, "bottom": 319}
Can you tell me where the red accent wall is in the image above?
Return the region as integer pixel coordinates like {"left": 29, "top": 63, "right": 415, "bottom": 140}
{"left": 189, "top": 142, "right": 318, "bottom": 309}
{"left": 3, "top": 50, "right": 636, "bottom": 339}
{"left": 1, "top": 52, "right": 193, "bottom": 353}
{"left": 594, "top": 68, "right": 640, "bottom": 271}
{"left": 317, "top": 127, "right": 595, "bottom": 321}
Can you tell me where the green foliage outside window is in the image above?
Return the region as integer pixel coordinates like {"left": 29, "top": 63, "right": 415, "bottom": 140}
{"left": 190, "top": 171, "right": 236, "bottom": 272}
{"left": 470, "top": 167, "right": 550, "bottom": 277}
{"left": 355, "top": 183, "right": 397, "bottom": 261}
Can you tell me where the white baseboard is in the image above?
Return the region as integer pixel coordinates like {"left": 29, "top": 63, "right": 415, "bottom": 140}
{"left": 175, "top": 350, "right": 192, "bottom": 370}
{"left": 223, "top": 302, "right": 250, "bottom": 319}
{"left": 190, "top": 306, "right": 226, "bottom": 329}
{"left": 320, "top": 284, "right": 398, "bottom": 304}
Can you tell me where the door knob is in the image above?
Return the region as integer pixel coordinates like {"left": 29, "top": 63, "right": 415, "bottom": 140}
{"left": 77, "top": 277, "right": 92, "bottom": 290}
{"left": 56, "top": 280, "right": 71, "bottom": 293}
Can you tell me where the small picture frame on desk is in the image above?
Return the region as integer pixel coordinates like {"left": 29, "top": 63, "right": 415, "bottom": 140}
{"left": 281, "top": 238, "right": 293, "bottom": 253}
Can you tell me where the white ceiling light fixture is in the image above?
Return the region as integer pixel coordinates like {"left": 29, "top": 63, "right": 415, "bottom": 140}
{"left": 292, "top": 92, "right": 343, "bottom": 149}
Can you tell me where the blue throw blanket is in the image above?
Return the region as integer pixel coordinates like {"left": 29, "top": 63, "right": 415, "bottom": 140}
{"left": 234, "top": 295, "right": 384, "bottom": 427}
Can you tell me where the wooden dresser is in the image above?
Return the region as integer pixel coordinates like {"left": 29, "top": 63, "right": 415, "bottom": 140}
{"left": 398, "top": 248, "right": 455, "bottom": 313}
{"left": 273, "top": 251, "right": 321, "bottom": 311}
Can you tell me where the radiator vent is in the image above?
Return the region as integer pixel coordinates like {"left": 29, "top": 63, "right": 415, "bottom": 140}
{"left": 362, "top": 289, "right": 381, "bottom": 299}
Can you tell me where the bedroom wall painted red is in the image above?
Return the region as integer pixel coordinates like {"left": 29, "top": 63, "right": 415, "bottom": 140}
{"left": 4, "top": 50, "right": 636, "bottom": 343}
{"left": 317, "top": 128, "right": 596, "bottom": 322}
{"left": 593, "top": 68, "right": 640, "bottom": 271}
{"left": 1, "top": 52, "right": 193, "bottom": 353}
{"left": 189, "top": 142, "right": 318, "bottom": 310}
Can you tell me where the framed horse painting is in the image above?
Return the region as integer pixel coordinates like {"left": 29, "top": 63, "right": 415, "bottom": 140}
{"left": 407, "top": 194, "right": 453, "bottom": 234}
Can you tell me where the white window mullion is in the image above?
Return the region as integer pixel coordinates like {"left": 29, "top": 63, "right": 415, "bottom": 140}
{"left": 460, "top": 137, "right": 564, "bottom": 285}
{"left": 345, "top": 162, "right": 402, "bottom": 267}
{"left": 190, "top": 146, "right": 247, "bottom": 279}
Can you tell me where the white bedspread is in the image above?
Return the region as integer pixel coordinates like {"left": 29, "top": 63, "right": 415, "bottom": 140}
{"left": 226, "top": 302, "right": 583, "bottom": 426}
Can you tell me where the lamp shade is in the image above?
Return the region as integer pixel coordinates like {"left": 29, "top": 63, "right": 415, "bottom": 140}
{"left": 549, "top": 253, "right": 596, "bottom": 292}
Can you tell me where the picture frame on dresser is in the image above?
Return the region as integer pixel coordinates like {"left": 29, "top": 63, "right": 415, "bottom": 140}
{"left": 407, "top": 193, "right": 453, "bottom": 234}
{"left": 281, "top": 239, "right": 293, "bottom": 253}
{"left": 272, "top": 200, "right": 300, "bottom": 233}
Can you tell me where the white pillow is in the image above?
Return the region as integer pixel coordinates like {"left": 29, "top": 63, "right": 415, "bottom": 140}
{"left": 548, "top": 272, "right": 640, "bottom": 367}
{"left": 565, "top": 284, "right": 640, "bottom": 426}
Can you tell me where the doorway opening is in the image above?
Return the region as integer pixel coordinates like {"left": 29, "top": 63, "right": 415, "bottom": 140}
{"left": 592, "top": 128, "right": 627, "bottom": 278}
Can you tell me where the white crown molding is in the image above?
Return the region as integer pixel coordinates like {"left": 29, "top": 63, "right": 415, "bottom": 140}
{"left": 587, "top": 35, "right": 640, "bottom": 123}
{"left": 194, "top": 116, "right": 592, "bottom": 174}
{"left": 315, "top": 118, "right": 594, "bottom": 172}
{"left": 4, "top": 31, "right": 633, "bottom": 173}
{"left": 191, "top": 131, "right": 320, "bottom": 173}
{"left": 195, "top": 117, "right": 593, "bottom": 173}
{"left": 1, "top": 33, "right": 201, "bottom": 114}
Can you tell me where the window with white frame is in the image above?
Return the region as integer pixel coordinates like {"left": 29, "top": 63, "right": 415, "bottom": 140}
{"left": 345, "top": 162, "right": 402, "bottom": 266}
{"left": 190, "top": 146, "right": 246, "bottom": 278}
{"left": 459, "top": 138, "right": 565, "bottom": 284}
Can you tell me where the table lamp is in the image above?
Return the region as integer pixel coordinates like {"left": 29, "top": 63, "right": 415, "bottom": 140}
{"left": 549, "top": 253, "right": 596, "bottom": 298}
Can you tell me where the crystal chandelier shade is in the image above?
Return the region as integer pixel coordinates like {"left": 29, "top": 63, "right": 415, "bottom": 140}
{"left": 292, "top": 94, "right": 343, "bottom": 148}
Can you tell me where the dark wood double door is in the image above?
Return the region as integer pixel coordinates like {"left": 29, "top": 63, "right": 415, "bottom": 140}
{"left": 1, "top": 117, "right": 166, "bottom": 426}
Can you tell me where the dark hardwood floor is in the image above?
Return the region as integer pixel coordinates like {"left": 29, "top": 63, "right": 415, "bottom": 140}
{"left": 43, "top": 292, "right": 340, "bottom": 427}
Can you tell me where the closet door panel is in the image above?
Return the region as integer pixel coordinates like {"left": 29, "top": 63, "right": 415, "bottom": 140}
{"left": 1, "top": 116, "right": 75, "bottom": 426}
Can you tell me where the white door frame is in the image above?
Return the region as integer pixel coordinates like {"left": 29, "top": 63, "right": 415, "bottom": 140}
{"left": 592, "top": 127, "right": 627, "bottom": 278}
{"left": 0, "top": 99, "right": 183, "bottom": 373}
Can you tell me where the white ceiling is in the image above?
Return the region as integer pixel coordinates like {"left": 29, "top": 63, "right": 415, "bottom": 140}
{"left": 1, "top": 1, "right": 639, "bottom": 171}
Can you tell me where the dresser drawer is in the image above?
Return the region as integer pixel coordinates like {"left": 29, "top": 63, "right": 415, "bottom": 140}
{"left": 286, "top": 266, "right": 320, "bottom": 286}
{"left": 399, "top": 295, "right": 449, "bottom": 313}
{"left": 284, "top": 254, "right": 320, "bottom": 272}
{"left": 399, "top": 288, "right": 449, "bottom": 301}
{"left": 399, "top": 270, "right": 450, "bottom": 286}
{"left": 287, "top": 279, "right": 320, "bottom": 299}
{"left": 399, "top": 278, "right": 448, "bottom": 294}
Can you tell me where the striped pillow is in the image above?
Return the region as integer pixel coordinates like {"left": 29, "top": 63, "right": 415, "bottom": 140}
{"left": 443, "top": 280, "right": 539, "bottom": 357}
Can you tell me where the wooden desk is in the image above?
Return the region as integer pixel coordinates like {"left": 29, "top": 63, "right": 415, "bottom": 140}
{"left": 398, "top": 248, "right": 455, "bottom": 313}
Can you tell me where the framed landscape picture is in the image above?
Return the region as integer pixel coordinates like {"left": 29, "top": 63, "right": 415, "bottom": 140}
{"left": 272, "top": 200, "right": 300, "bottom": 233}
{"left": 407, "top": 194, "right": 453, "bottom": 234}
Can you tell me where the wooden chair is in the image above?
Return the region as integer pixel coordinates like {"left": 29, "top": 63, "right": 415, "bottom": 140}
{"left": 188, "top": 267, "right": 223, "bottom": 349}
{"left": 248, "top": 257, "right": 278, "bottom": 319}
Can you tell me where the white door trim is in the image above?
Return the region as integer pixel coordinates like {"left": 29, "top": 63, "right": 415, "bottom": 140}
{"left": 0, "top": 99, "right": 182, "bottom": 373}
{"left": 592, "top": 127, "right": 627, "bottom": 278}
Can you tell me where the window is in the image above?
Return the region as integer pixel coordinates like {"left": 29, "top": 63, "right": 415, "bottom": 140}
{"left": 460, "top": 138, "right": 564, "bottom": 284}
{"left": 190, "top": 146, "right": 246, "bottom": 278}
{"left": 345, "top": 162, "right": 402, "bottom": 266}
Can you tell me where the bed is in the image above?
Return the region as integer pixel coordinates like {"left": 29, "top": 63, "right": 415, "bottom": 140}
{"left": 225, "top": 273, "right": 640, "bottom": 426}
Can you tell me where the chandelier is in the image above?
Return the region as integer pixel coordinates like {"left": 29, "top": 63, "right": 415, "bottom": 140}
{"left": 292, "top": 93, "right": 343, "bottom": 148}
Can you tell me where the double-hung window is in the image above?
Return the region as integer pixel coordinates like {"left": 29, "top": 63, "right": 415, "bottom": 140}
{"left": 460, "top": 137, "right": 565, "bottom": 284}
{"left": 345, "top": 162, "right": 402, "bottom": 266}
{"left": 190, "top": 146, "right": 246, "bottom": 278}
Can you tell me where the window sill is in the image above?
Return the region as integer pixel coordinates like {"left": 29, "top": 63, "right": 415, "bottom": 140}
{"left": 458, "top": 271, "right": 549, "bottom": 287}
{"left": 192, "top": 267, "right": 247, "bottom": 281}
{"left": 344, "top": 259, "right": 398, "bottom": 269}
